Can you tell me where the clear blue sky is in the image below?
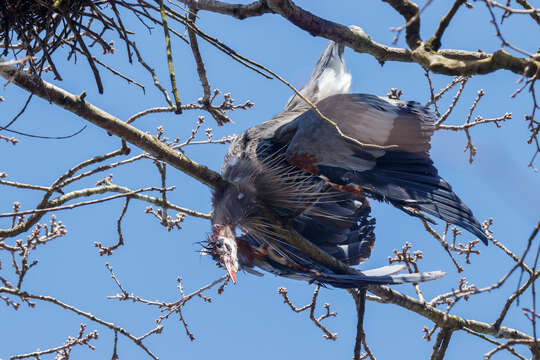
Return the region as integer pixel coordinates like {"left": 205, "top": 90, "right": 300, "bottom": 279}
{"left": 1, "top": 1, "right": 539, "bottom": 359}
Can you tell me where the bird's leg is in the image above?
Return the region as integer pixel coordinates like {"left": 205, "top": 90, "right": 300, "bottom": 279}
{"left": 319, "top": 174, "right": 366, "bottom": 196}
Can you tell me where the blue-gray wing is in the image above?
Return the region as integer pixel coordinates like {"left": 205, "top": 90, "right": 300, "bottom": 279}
{"left": 250, "top": 137, "right": 377, "bottom": 267}
{"left": 236, "top": 235, "right": 446, "bottom": 288}
{"left": 291, "top": 193, "right": 375, "bottom": 266}
{"left": 273, "top": 93, "right": 488, "bottom": 244}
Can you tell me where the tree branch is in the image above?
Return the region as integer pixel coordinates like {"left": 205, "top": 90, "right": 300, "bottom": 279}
{"left": 514, "top": 0, "right": 540, "bottom": 26}
{"left": 0, "top": 186, "right": 169, "bottom": 218}
{"left": 382, "top": 0, "right": 423, "bottom": 49}
{"left": 10, "top": 324, "right": 98, "bottom": 360}
{"left": 0, "top": 183, "right": 210, "bottom": 238}
{"left": 0, "top": 287, "right": 159, "bottom": 360}
{"left": 368, "top": 284, "right": 532, "bottom": 341}
{"left": 182, "top": 0, "right": 272, "bottom": 19}
{"left": 425, "top": 0, "right": 466, "bottom": 52}
{"left": 0, "top": 59, "right": 227, "bottom": 191}
{"left": 184, "top": 0, "right": 539, "bottom": 77}
{"left": 430, "top": 327, "right": 453, "bottom": 360}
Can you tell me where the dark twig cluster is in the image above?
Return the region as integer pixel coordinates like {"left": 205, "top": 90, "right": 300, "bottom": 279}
{"left": 0, "top": 0, "right": 257, "bottom": 131}
{"left": 1, "top": 0, "right": 115, "bottom": 93}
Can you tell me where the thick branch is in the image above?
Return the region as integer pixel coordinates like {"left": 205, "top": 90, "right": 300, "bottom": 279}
{"left": 426, "top": 0, "right": 466, "bottom": 52}
{"left": 183, "top": 0, "right": 272, "bottom": 19}
{"left": 411, "top": 47, "right": 538, "bottom": 77}
{"left": 516, "top": 0, "right": 540, "bottom": 26}
{"left": 264, "top": 0, "right": 411, "bottom": 63}
{"left": 382, "top": 0, "right": 422, "bottom": 49}
{"left": 0, "top": 59, "right": 227, "bottom": 191}
{"left": 368, "top": 285, "right": 532, "bottom": 341}
{"left": 430, "top": 327, "right": 453, "bottom": 360}
{"left": 186, "top": 0, "right": 539, "bottom": 77}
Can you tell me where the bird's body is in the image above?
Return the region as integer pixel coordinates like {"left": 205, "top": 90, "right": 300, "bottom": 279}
{"left": 209, "top": 42, "right": 487, "bottom": 288}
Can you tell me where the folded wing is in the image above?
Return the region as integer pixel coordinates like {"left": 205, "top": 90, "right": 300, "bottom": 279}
{"left": 273, "top": 93, "right": 489, "bottom": 244}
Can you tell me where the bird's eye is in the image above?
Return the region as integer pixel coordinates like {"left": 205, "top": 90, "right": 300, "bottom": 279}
{"left": 215, "top": 238, "right": 224, "bottom": 248}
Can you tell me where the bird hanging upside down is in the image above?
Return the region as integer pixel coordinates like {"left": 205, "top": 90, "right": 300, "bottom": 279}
{"left": 207, "top": 42, "right": 488, "bottom": 288}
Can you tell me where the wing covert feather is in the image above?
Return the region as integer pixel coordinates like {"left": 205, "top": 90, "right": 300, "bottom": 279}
{"left": 271, "top": 93, "right": 488, "bottom": 244}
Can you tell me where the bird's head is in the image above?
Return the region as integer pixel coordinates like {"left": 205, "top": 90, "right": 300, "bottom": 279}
{"left": 210, "top": 163, "right": 259, "bottom": 283}
{"left": 210, "top": 223, "right": 239, "bottom": 283}
{"left": 209, "top": 154, "right": 317, "bottom": 282}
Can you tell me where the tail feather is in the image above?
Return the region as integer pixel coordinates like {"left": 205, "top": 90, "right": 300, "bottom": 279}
{"left": 238, "top": 242, "right": 446, "bottom": 288}
{"left": 344, "top": 150, "right": 489, "bottom": 244}
{"left": 361, "top": 170, "right": 488, "bottom": 244}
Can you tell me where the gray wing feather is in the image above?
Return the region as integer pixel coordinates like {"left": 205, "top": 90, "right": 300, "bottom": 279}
{"left": 276, "top": 93, "right": 435, "bottom": 172}
{"left": 272, "top": 93, "right": 488, "bottom": 244}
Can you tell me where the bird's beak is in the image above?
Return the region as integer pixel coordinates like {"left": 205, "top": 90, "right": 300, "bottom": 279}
{"left": 221, "top": 251, "right": 238, "bottom": 284}
{"left": 214, "top": 224, "right": 239, "bottom": 284}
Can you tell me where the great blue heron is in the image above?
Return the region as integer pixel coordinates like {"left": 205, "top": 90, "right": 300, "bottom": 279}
{"left": 207, "top": 42, "right": 487, "bottom": 288}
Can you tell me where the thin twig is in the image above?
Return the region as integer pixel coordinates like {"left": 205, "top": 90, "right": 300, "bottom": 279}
{"left": 159, "top": 0, "right": 182, "bottom": 113}
{"left": 0, "top": 186, "right": 173, "bottom": 217}
{"left": 277, "top": 286, "right": 338, "bottom": 340}
{"left": 1, "top": 287, "right": 159, "bottom": 359}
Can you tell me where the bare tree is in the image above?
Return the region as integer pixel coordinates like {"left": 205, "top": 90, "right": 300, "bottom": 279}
{"left": 1, "top": 1, "right": 539, "bottom": 359}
